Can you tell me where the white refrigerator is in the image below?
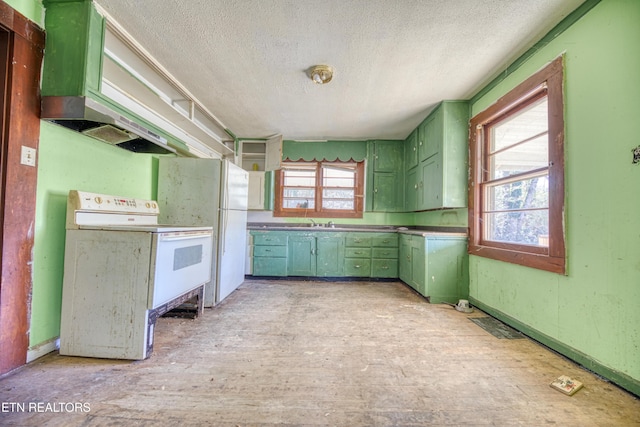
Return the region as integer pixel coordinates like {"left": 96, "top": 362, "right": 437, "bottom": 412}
{"left": 157, "top": 158, "right": 249, "bottom": 306}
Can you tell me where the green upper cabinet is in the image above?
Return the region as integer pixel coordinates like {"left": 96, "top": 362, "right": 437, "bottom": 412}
{"left": 405, "top": 168, "right": 418, "bottom": 212}
{"left": 42, "top": 0, "right": 105, "bottom": 97}
{"left": 405, "top": 101, "right": 469, "bottom": 211}
{"left": 418, "top": 108, "right": 441, "bottom": 162}
{"left": 371, "top": 140, "right": 403, "bottom": 172}
{"left": 404, "top": 130, "right": 419, "bottom": 170}
{"left": 366, "top": 140, "right": 404, "bottom": 212}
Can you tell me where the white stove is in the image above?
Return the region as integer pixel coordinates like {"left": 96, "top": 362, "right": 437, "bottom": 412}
{"left": 60, "top": 190, "right": 214, "bottom": 360}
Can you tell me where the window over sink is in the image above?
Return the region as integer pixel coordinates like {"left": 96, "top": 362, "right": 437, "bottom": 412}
{"left": 274, "top": 160, "right": 365, "bottom": 218}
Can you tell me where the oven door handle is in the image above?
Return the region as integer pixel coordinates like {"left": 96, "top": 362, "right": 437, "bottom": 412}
{"left": 159, "top": 232, "right": 212, "bottom": 242}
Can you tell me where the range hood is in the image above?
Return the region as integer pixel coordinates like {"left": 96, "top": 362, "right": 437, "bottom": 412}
{"left": 41, "top": 96, "right": 176, "bottom": 155}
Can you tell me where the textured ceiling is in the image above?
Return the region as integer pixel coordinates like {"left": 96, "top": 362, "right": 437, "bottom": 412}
{"left": 94, "top": 0, "right": 584, "bottom": 141}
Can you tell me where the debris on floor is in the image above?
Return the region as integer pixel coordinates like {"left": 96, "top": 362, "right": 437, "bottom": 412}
{"left": 550, "top": 375, "right": 584, "bottom": 396}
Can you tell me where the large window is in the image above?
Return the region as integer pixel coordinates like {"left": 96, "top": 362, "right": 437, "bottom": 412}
{"left": 274, "top": 160, "right": 364, "bottom": 218}
{"left": 469, "top": 57, "right": 565, "bottom": 274}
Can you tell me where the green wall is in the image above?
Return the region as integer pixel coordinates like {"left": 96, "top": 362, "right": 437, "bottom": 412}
{"left": 469, "top": 0, "right": 640, "bottom": 394}
{"left": 3, "top": 0, "right": 44, "bottom": 25}
{"left": 30, "top": 122, "right": 157, "bottom": 346}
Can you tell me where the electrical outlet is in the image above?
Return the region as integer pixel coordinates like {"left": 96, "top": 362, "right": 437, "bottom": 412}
{"left": 21, "top": 146, "right": 36, "bottom": 167}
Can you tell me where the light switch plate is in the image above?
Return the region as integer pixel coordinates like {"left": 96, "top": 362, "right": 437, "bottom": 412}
{"left": 21, "top": 146, "right": 36, "bottom": 167}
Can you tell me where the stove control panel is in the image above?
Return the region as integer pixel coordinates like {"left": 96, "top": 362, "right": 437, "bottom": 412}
{"left": 66, "top": 190, "right": 162, "bottom": 228}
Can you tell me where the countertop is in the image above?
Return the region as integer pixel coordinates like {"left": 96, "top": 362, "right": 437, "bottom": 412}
{"left": 247, "top": 223, "right": 467, "bottom": 237}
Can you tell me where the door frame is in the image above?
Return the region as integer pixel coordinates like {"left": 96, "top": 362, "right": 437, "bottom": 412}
{"left": 0, "top": 2, "right": 45, "bottom": 376}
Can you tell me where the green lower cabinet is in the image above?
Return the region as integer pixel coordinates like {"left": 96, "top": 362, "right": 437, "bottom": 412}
{"left": 371, "top": 258, "right": 398, "bottom": 278}
{"left": 316, "top": 235, "right": 344, "bottom": 277}
{"left": 398, "top": 233, "right": 468, "bottom": 303}
{"left": 251, "top": 231, "right": 288, "bottom": 276}
{"left": 344, "top": 259, "right": 372, "bottom": 276}
{"left": 410, "top": 243, "right": 426, "bottom": 293}
{"left": 288, "top": 235, "right": 316, "bottom": 276}
{"left": 253, "top": 257, "right": 287, "bottom": 276}
{"left": 251, "top": 230, "right": 464, "bottom": 292}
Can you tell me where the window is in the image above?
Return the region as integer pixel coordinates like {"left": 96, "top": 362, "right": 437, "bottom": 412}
{"left": 469, "top": 57, "right": 565, "bottom": 274}
{"left": 274, "top": 160, "right": 365, "bottom": 218}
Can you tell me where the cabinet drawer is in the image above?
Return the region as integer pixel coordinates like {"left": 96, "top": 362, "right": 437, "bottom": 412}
{"left": 344, "top": 259, "right": 371, "bottom": 276}
{"left": 253, "top": 257, "right": 287, "bottom": 276}
{"left": 254, "top": 245, "right": 287, "bottom": 257}
{"left": 371, "top": 234, "right": 398, "bottom": 247}
{"left": 345, "top": 235, "right": 371, "bottom": 247}
{"left": 253, "top": 233, "right": 287, "bottom": 246}
{"left": 371, "top": 259, "right": 398, "bottom": 278}
{"left": 372, "top": 247, "right": 398, "bottom": 259}
{"left": 345, "top": 247, "right": 371, "bottom": 258}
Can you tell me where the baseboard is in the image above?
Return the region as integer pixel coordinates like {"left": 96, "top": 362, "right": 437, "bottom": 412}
{"left": 468, "top": 297, "right": 639, "bottom": 398}
{"left": 27, "top": 337, "right": 59, "bottom": 363}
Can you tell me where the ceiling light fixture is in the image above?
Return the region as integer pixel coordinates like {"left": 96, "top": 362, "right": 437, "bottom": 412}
{"left": 309, "top": 65, "right": 333, "bottom": 85}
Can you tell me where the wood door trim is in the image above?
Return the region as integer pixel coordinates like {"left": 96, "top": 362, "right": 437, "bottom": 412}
{"left": 0, "top": 0, "right": 44, "bottom": 375}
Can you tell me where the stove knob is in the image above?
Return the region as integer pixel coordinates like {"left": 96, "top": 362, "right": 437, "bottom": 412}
{"left": 152, "top": 202, "right": 157, "bottom": 209}
{"left": 94, "top": 197, "right": 102, "bottom": 204}
{"left": 145, "top": 202, "right": 151, "bottom": 208}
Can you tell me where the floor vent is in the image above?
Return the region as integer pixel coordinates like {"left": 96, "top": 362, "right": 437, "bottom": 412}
{"left": 469, "top": 316, "right": 524, "bottom": 339}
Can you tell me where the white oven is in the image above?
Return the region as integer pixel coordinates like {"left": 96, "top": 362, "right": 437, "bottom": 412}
{"left": 59, "top": 190, "right": 214, "bottom": 360}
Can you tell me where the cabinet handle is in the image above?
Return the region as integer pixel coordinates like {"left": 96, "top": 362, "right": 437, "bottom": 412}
{"left": 265, "top": 238, "right": 272, "bottom": 241}
{"left": 419, "top": 141, "right": 423, "bottom": 146}
{"left": 311, "top": 248, "right": 316, "bottom": 255}
{"left": 354, "top": 251, "right": 363, "bottom": 254}
{"left": 413, "top": 147, "right": 416, "bottom": 152}
{"left": 374, "top": 188, "right": 378, "bottom": 193}
{"left": 382, "top": 240, "right": 389, "bottom": 243}
{"left": 265, "top": 249, "right": 271, "bottom": 252}
{"left": 382, "top": 266, "right": 389, "bottom": 270}
{"left": 354, "top": 239, "right": 362, "bottom": 243}
{"left": 354, "top": 265, "right": 361, "bottom": 268}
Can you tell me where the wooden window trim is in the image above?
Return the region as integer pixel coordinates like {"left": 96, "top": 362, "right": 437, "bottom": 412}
{"left": 274, "top": 160, "right": 365, "bottom": 218}
{"left": 468, "top": 56, "right": 565, "bottom": 274}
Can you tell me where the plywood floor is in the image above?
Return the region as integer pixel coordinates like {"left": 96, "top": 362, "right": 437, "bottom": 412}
{"left": 1, "top": 279, "right": 639, "bottom": 426}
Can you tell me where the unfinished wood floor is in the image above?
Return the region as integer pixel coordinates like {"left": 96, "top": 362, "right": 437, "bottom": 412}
{"left": 1, "top": 279, "right": 639, "bottom": 426}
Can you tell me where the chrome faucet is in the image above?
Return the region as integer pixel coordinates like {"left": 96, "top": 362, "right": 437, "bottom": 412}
{"left": 309, "top": 219, "right": 318, "bottom": 227}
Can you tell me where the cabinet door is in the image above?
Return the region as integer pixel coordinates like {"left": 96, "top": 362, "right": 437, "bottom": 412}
{"left": 287, "top": 235, "right": 316, "bottom": 276}
{"left": 399, "top": 235, "right": 412, "bottom": 285}
{"left": 406, "top": 168, "right": 418, "bottom": 211}
{"left": 404, "top": 130, "right": 418, "bottom": 170}
{"left": 316, "top": 236, "right": 344, "bottom": 277}
{"left": 372, "top": 172, "right": 399, "bottom": 211}
{"left": 373, "top": 140, "right": 403, "bottom": 172}
{"left": 411, "top": 240, "right": 426, "bottom": 295}
{"left": 421, "top": 156, "right": 441, "bottom": 210}
{"left": 420, "top": 108, "right": 441, "bottom": 162}
{"left": 247, "top": 171, "right": 265, "bottom": 210}
{"left": 265, "top": 134, "right": 283, "bottom": 171}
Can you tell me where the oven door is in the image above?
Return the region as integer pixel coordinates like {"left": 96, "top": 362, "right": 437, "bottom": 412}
{"left": 149, "top": 229, "right": 213, "bottom": 308}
